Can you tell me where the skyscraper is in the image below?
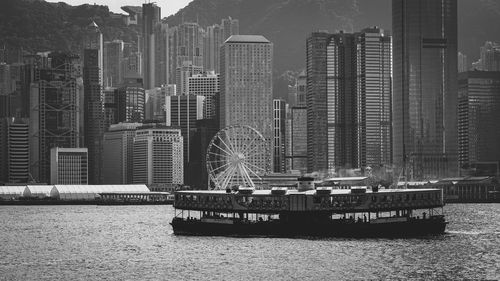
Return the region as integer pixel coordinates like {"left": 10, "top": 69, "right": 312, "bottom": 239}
{"left": 356, "top": 27, "right": 392, "bottom": 169}
{"left": 220, "top": 35, "right": 273, "bottom": 170}
{"left": 104, "top": 78, "right": 145, "bottom": 130}
{"left": 30, "top": 53, "right": 82, "bottom": 183}
{"left": 83, "top": 21, "right": 105, "bottom": 184}
{"left": 393, "top": 0, "right": 458, "bottom": 179}
{"left": 165, "top": 94, "right": 205, "bottom": 169}
{"left": 306, "top": 28, "right": 392, "bottom": 173}
{"left": 155, "top": 21, "right": 169, "bottom": 87}
{"left": 133, "top": 123, "right": 184, "bottom": 185}
{"left": 306, "top": 32, "right": 330, "bottom": 173}
{"left": 142, "top": 3, "right": 161, "bottom": 89}
{"left": 290, "top": 72, "right": 308, "bottom": 173}
{"left": 478, "top": 41, "right": 500, "bottom": 71}
{"left": 103, "top": 122, "right": 142, "bottom": 184}
{"left": 169, "top": 22, "right": 205, "bottom": 93}
{"left": 273, "top": 99, "right": 287, "bottom": 173}
{"left": 203, "top": 24, "right": 224, "bottom": 72}
{"left": 458, "top": 52, "right": 468, "bottom": 73}
{"left": 103, "top": 40, "right": 124, "bottom": 87}
{"left": 458, "top": 71, "right": 500, "bottom": 175}
{"left": 188, "top": 72, "right": 219, "bottom": 119}
{"left": 0, "top": 117, "right": 30, "bottom": 183}
{"left": 222, "top": 17, "right": 239, "bottom": 42}
{"left": 204, "top": 17, "right": 240, "bottom": 73}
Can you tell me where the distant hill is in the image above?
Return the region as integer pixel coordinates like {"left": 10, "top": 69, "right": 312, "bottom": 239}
{"left": 0, "top": 0, "right": 138, "bottom": 57}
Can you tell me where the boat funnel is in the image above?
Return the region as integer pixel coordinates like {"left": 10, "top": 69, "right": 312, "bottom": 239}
{"left": 297, "top": 177, "right": 315, "bottom": 191}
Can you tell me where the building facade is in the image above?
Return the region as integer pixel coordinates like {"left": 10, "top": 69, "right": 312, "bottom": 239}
{"left": 220, "top": 35, "right": 273, "bottom": 171}
{"left": 50, "top": 147, "right": 88, "bottom": 185}
{"left": 103, "top": 40, "right": 124, "bottom": 88}
{"left": 458, "top": 71, "right": 500, "bottom": 175}
{"left": 392, "top": 0, "right": 458, "bottom": 180}
{"left": 83, "top": 21, "right": 105, "bottom": 184}
{"left": 102, "top": 122, "right": 142, "bottom": 184}
{"left": 165, "top": 94, "right": 205, "bottom": 166}
{"left": 0, "top": 117, "right": 30, "bottom": 183}
{"left": 168, "top": 22, "right": 204, "bottom": 88}
{"left": 141, "top": 3, "right": 161, "bottom": 89}
{"left": 306, "top": 28, "right": 392, "bottom": 173}
{"left": 30, "top": 53, "right": 82, "bottom": 184}
{"left": 273, "top": 99, "right": 287, "bottom": 173}
{"left": 132, "top": 124, "right": 184, "bottom": 185}
{"left": 188, "top": 72, "right": 219, "bottom": 119}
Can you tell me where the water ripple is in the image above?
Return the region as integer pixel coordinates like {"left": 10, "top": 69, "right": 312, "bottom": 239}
{"left": 0, "top": 204, "right": 498, "bottom": 280}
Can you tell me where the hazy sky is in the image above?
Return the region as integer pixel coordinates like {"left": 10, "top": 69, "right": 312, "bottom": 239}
{"left": 46, "top": 0, "right": 194, "bottom": 17}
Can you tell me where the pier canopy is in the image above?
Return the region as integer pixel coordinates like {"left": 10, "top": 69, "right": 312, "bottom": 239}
{"left": 26, "top": 185, "right": 58, "bottom": 198}
{"left": 54, "top": 185, "right": 150, "bottom": 200}
{"left": 0, "top": 186, "right": 30, "bottom": 199}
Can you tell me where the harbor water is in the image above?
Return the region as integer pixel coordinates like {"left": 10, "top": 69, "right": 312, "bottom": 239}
{"left": 0, "top": 204, "right": 499, "bottom": 280}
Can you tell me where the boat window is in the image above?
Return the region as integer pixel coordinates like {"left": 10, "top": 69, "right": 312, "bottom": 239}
{"left": 313, "top": 196, "right": 321, "bottom": 204}
{"left": 372, "top": 195, "right": 377, "bottom": 202}
{"left": 405, "top": 194, "right": 410, "bottom": 201}
{"left": 382, "top": 195, "right": 387, "bottom": 202}
{"left": 398, "top": 195, "right": 402, "bottom": 202}
{"left": 412, "top": 194, "right": 416, "bottom": 200}
{"left": 193, "top": 195, "right": 197, "bottom": 201}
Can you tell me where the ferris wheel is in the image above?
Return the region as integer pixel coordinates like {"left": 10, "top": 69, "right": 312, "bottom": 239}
{"left": 206, "top": 125, "right": 270, "bottom": 190}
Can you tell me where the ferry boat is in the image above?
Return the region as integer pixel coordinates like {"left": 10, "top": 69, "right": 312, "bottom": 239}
{"left": 170, "top": 178, "right": 448, "bottom": 237}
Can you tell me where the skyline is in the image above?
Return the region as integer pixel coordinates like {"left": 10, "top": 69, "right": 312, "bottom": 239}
{"left": 0, "top": 0, "right": 499, "bottom": 186}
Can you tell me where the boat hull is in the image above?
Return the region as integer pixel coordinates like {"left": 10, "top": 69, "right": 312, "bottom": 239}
{"left": 170, "top": 217, "right": 447, "bottom": 238}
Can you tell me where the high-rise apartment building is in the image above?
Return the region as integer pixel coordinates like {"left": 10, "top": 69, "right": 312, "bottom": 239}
{"left": 103, "top": 122, "right": 142, "bottom": 184}
{"left": 203, "top": 24, "right": 224, "bottom": 73}
{"left": 188, "top": 72, "right": 219, "bottom": 119}
{"left": 133, "top": 123, "right": 184, "bottom": 185}
{"left": 50, "top": 147, "right": 88, "bottom": 184}
{"left": 458, "top": 52, "right": 468, "bottom": 73}
{"left": 222, "top": 17, "right": 239, "bottom": 42}
{"left": 220, "top": 35, "right": 273, "bottom": 173}
{"left": 0, "top": 117, "right": 30, "bottom": 183}
{"left": 142, "top": 3, "right": 161, "bottom": 89}
{"left": 458, "top": 71, "right": 500, "bottom": 175}
{"left": 168, "top": 23, "right": 204, "bottom": 88}
{"left": 204, "top": 17, "right": 239, "bottom": 73}
{"left": 393, "top": 0, "right": 458, "bottom": 179}
{"left": 103, "top": 40, "right": 124, "bottom": 87}
{"left": 478, "top": 42, "right": 500, "bottom": 71}
{"left": 30, "top": 53, "right": 82, "bottom": 183}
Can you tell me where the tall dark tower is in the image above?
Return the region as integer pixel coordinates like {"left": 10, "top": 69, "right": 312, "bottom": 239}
{"left": 142, "top": 3, "right": 161, "bottom": 89}
{"left": 83, "top": 21, "right": 105, "bottom": 184}
{"left": 392, "top": 0, "right": 458, "bottom": 179}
